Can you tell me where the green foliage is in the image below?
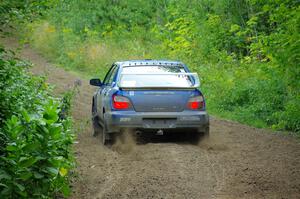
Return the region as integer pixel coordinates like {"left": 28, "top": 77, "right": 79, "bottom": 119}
{"left": 0, "top": 47, "right": 74, "bottom": 198}
{"left": 0, "top": 102, "right": 73, "bottom": 198}
{"left": 0, "top": 47, "right": 47, "bottom": 126}
{"left": 0, "top": 0, "right": 54, "bottom": 31}
{"left": 3, "top": 0, "right": 300, "bottom": 133}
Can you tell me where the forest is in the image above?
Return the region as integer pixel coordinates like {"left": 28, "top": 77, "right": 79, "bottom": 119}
{"left": 0, "top": 0, "right": 299, "bottom": 198}
{"left": 1, "top": 0, "right": 299, "bottom": 132}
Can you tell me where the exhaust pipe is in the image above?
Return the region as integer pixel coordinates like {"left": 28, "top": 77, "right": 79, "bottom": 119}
{"left": 135, "top": 130, "right": 142, "bottom": 136}
{"left": 156, "top": 129, "right": 164, "bottom": 135}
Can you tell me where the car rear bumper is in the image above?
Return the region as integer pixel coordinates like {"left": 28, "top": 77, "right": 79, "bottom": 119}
{"left": 104, "top": 110, "right": 209, "bottom": 133}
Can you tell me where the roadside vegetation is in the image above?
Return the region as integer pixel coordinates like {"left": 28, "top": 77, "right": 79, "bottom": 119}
{"left": 0, "top": 4, "right": 76, "bottom": 196}
{"left": 1, "top": 0, "right": 299, "bottom": 135}
{"left": 0, "top": 46, "right": 75, "bottom": 198}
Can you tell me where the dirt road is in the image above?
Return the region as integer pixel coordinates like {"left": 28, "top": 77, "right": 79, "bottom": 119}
{"left": 1, "top": 35, "right": 300, "bottom": 199}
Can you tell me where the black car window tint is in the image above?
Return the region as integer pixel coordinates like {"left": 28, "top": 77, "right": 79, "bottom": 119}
{"left": 108, "top": 66, "right": 118, "bottom": 85}
{"left": 103, "top": 65, "right": 115, "bottom": 85}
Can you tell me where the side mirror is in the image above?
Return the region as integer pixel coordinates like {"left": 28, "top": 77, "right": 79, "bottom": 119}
{"left": 89, "top": 78, "right": 102, "bottom": 86}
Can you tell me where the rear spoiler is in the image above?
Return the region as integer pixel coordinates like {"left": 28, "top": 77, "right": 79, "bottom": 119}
{"left": 117, "top": 72, "right": 200, "bottom": 89}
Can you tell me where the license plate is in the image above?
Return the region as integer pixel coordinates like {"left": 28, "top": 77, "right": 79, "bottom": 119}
{"left": 143, "top": 118, "right": 176, "bottom": 128}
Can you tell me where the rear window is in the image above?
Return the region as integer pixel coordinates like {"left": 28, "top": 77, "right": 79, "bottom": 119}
{"left": 119, "top": 65, "right": 199, "bottom": 88}
{"left": 122, "top": 65, "right": 185, "bottom": 73}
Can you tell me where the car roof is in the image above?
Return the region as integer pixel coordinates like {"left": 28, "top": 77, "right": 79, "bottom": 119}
{"left": 115, "top": 60, "right": 185, "bottom": 67}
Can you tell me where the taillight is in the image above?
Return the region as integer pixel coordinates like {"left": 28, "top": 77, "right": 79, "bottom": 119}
{"left": 112, "top": 95, "right": 131, "bottom": 110}
{"left": 187, "top": 95, "right": 205, "bottom": 110}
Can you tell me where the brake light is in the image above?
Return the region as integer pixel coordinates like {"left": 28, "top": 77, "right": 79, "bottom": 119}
{"left": 113, "top": 95, "right": 131, "bottom": 109}
{"left": 188, "top": 96, "right": 204, "bottom": 110}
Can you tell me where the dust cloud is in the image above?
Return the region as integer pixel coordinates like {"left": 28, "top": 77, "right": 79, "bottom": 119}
{"left": 112, "top": 129, "right": 137, "bottom": 154}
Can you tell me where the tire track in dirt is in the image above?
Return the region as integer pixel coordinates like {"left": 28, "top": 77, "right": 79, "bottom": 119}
{"left": 1, "top": 35, "right": 300, "bottom": 199}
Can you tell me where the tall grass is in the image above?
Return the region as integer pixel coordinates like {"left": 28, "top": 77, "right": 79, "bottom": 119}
{"left": 25, "top": 21, "right": 163, "bottom": 79}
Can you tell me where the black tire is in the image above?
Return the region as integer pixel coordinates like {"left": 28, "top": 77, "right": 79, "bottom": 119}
{"left": 188, "top": 128, "right": 201, "bottom": 144}
{"left": 198, "top": 126, "right": 210, "bottom": 141}
{"left": 93, "top": 116, "right": 112, "bottom": 145}
{"left": 203, "top": 126, "right": 210, "bottom": 138}
{"left": 102, "top": 115, "right": 114, "bottom": 145}
{"left": 102, "top": 123, "right": 109, "bottom": 145}
{"left": 92, "top": 116, "right": 102, "bottom": 137}
{"left": 191, "top": 126, "right": 209, "bottom": 144}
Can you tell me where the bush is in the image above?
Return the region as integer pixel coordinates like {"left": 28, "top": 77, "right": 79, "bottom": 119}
{"left": 0, "top": 46, "right": 74, "bottom": 198}
{"left": 0, "top": 47, "right": 47, "bottom": 126}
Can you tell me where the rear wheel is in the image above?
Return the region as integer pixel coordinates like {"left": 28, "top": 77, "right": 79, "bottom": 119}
{"left": 203, "top": 126, "right": 210, "bottom": 137}
{"left": 199, "top": 126, "right": 210, "bottom": 141}
{"left": 92, "top": 116, "right": 112, "bottom": 145}
{"left": 92, "top": 116, "right": 101, "bottom": 137}
{"left": 92, "top": 100, "right": 101, "bottom": 137}
{"left": 191, "top": 126, "right": 209, "bottom": 144}
{"left": 102, "top": 114, "right": 115, "bottom": 145}
{"left": 102, "top": 123, "right": 110, "bottom": 145}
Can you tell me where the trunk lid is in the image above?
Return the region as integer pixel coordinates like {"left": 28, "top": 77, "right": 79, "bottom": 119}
{"left": 122, "top": 89, "right": 194, "bottom": 112}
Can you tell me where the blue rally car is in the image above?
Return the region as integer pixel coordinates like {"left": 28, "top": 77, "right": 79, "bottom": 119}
{"left": 90, "top": 60, "right": 209, "bottom": 144}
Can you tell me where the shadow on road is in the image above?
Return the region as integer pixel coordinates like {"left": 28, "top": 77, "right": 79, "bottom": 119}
{"left": 132, "top": 130, "right": 205, "bottom": 145}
